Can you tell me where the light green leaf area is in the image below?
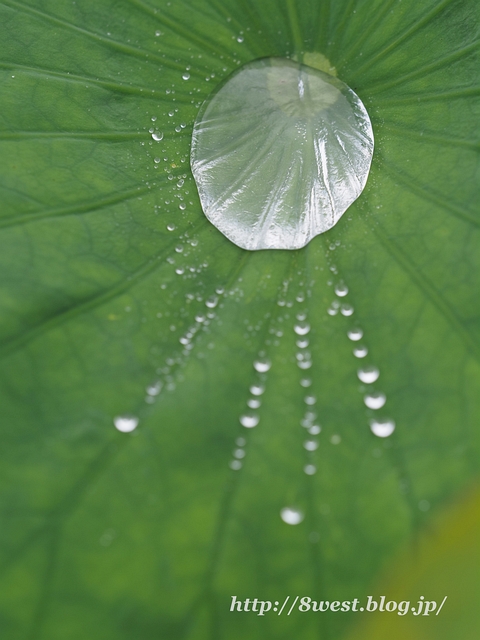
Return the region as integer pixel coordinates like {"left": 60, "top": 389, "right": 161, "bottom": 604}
{"left": 0, "top": 0, "right": 479, "bottom": 638}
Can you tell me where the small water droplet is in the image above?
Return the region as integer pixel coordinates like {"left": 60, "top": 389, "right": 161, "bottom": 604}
{"left": 152, "top": 131, "right": 164, "bottom": 141}
{"left": 233, "top": 448, "right": 246, "bottom": 459}
{"left": 304, "top": 395, "right": 316, "bottom": 405}
{"left": 347, "top": 328, "right": 363, "bottom": 341}
{"left": 304, "top": 439, "right": 318, "bottom": 451}
{"left": 114, "top": 415, "right": 139, "bottom": 433}
{"left": 166, "top": 223, "right": 176, "bottom": 231}
{"left": 340, "top": 303, "right": 354, "bottom": 316}
{"left": 236, "top": 35, "right": 244, "bottom": 43}
{"left": 330, "top": 434, "right": 341, "bottom": 444}
{"left": 300, "top": 378, "right": 312, "bottom": 387}
{"left": 205, "top": 295, "right": 218, "bottom": 308}
{"left": 357, "top": 366, "right": 380, "bottom": 384}
{"left": 253, "top": 358, "right": 271, "bottom": 373}
{"left": 308, "top": 425, "right": 321, "bottom": 435}
{"left": 280, "top": 506, "right": 304, "bottom": 525}
{"left": 146, "top": 381, "right": 162, "bottom": 396}
{"left": 229, "top": 460, "right": 242, "bottom": 470}
{"left": 247, "top": 398, "right": 261, "bottom": 409}
{"left": 250, "top": 384, "right": 265, "bottom": 396}
{"left": 294, "top": 321, "right": 310, "bottom": 335}
{"left": 296, "top": 338, "right": 309, "bottom": 348}
{"left": 297, "top": 360, "right": 312, "bottom": 369}
{"left": 182, "top": 72, "right": 191, "bottom": 80}
{"left": 353, "top": 345, "right": 368, "bottom": 358}
{"left": 334, "top": 282, "right": 348, "bottom": 297}
{"left": 370, "top": 418, "right": 395, "bottom": 437}
{"left": 235, "top": 437, "right": 246, "bottom": 446}
{"left": 364, "top": 392, "right": 386, "bottom": 409}
{"left": 240, "top": 413, "right": 259, "bottom": 428}
{"left": 304, "top": 464, "right": 317, "bottom": 475}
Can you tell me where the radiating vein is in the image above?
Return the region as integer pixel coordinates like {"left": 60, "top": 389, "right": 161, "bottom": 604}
{"left": 381, "top": 122, "right": 480, "bottom": 151}
{"left": 369, "top": 221, "right": 480, "bottom": 362}
{"left": 0, "top": 60, "right": 181, "bottom": 97}
{"left": 0, "top": 0, "right": 193, "bottom": 75}
{"left": 0, "top": 218, "right": 207, "bottom": 360}
{"left": 127, "top": 0, "right": 236, "bottom": 63}
{"left": 368, "top": 39, "right": 480, "bottom": 95}
{"left": 337, "top": 0, "right": 397, "bottom": 68}
{"left": 0, "top": 182, "right": 159, "bottom": 229}
{"left": 0, "top": 438, "right": 124, "bottom": 575}
{"left": 353, "top": 0, "right": 456, "bottom": 74}
{"left": 381, "top": 157, "right": 480, "bottom": 228}
{"left": 376, "top": 85, "right": 480, "bottom": 105}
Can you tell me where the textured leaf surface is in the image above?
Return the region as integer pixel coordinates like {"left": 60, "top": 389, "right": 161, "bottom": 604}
{"left": 0, "top": 0, "right": 479, "bottom": 638}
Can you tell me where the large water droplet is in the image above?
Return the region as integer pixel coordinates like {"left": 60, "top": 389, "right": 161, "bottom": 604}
{"left": 357, "top": 366, "right": 380, "bottom": 384}
{"left": 370, "top": 418, "right": 395, "bottom": 437}
{"left": 191, "top": 57, "right": 374, "bottom": 250}
{"left": 114, "top": 415, "right": 139, "bottom": 433}
{"left": 280, "top": 506, "right": 304, "bottom": 525}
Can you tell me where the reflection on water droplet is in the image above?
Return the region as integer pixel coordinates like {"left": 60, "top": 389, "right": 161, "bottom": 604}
{"left": 364, "top": 392, "right": 386, "bottom": 409}
{"left": 191, "top": 58, "right": 374, "bottom": 250}
{"left": 347, "top": 327, "right": 363, "bottom": 341}
{"left": 370, "top": 418, "right": 395, "bottom": 437}
{"left": 114, "top": 415, "right": 139, "bottom": 433}
{"left": 304, "top": 464, "right": 317, "bottom": 475}
{"left": 304, "top": 439, "right": 318, "bottom": 451}
{"left": 254, "top": 358, "right": 271, "bottom": 372}
{"left": 240, "top": 413, "right": 259, "bottom": 428}
{"left": 280, "top": 506, "right": 304, "bottom": 525}
{"left": 334, "top": 282, "right": 348, "bottom": 297}
{"left": 294, "top": 322, "right": 310, "bottom": 335}
{"left": 353, "top": 345, "right": 368, "bottom": 358}
{"left": 229, "top": 460, "right": 242, "bottom": 470}
{"left": 357, "top": 366, "right": 379, "bottom": 384}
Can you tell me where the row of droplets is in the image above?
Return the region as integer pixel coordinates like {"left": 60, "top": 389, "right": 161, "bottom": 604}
{"left": 113, "top": 286, "right": 225, "bottom": 433}
{"left": 330, "top": 269, "right": 396, "bottom": 439}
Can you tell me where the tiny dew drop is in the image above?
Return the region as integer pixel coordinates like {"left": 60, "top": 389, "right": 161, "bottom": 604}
{"left": 357, "top": 366, "right": 380, "bottom": 384}
{"left": 304, "top": 439, "right": 319, "bottom": 451}
{"left": 370, "top": 418, "right": 395, "bottom": 437}
{"left": 364, "top": 391, "right": 386, "bottom": 410}
{"left": 152, "top": 131, "right": 164, "bottom": 141}
{"left": 353, "top": 345, "right": 368, "bottom": 358}
{"left": 240, "top": 413, "right": 259, "bottom": 428}
{"left": 304, "top": 464, "right": 317, "bottom": 475}
{"left": 191, "top": 57, "right": 374, "bottom": 250}
{"left": 347, "top": 328, "right": 363, "bottom": 341}
{"left": 334, "top": 282, "right": 348, "bottom": 297}
{"left": 254, "top": 357, "right": 271, "bottom": 372}
{"left": 250, "top": 383, "right": 265, "bottom": 395}
{"left": 114, "top": 415, "right": 139, "bottom": 433}
{"left": 294, "top": 321, "right": 310, "bottom": 335}
{"left": 280, "top": 507, "right": 304, "bottom": 525}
